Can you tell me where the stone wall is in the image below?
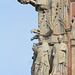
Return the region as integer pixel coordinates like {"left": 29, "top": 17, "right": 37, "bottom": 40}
{"left": 17, "top": 0, "right": 75, "bottom": 75}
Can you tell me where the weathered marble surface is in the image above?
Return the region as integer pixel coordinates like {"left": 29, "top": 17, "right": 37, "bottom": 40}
{"left": 32, "top": 41, "right": 50, "bottom": 75}
{"left": 51, "top": 35, "right": 68, "bottom": 75}
{"left": 17, "top": 0, "right": 75, "bottom": 75}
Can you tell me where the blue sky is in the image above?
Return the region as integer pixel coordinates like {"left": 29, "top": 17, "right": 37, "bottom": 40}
{"left": 0, "top": 0, "right": 38, "bottom": 75}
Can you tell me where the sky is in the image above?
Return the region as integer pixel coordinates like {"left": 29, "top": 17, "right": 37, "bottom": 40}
{"left": 0, "top": 0, "right": 38, "bottom": 75}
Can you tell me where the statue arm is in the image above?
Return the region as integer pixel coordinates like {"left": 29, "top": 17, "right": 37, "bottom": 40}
{"left": 32, "top": 43, "right": 38, "bottom": 51}
{"left": 65, "top": 24, "right": 72, "bottom": 32}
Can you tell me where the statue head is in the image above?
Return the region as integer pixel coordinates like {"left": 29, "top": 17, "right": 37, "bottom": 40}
{"left": 57, "top": 35, "right": 63, "bottom": 43}
{"left": 39, "top": 36, "right": 45, "bottom": 44}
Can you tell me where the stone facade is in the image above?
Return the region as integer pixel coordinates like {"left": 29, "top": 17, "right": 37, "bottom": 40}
{"left": 17, "top": 0, "right": 75, "bottom": 75}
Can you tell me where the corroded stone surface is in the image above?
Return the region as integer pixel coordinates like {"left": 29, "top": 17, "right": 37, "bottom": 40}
{"left": 17, "top": 0, "right": 75, "bottom": 75}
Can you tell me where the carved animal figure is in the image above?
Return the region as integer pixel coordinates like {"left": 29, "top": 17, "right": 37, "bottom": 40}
{"left": 18, "top": 0, "right": 48, "bottom": 10}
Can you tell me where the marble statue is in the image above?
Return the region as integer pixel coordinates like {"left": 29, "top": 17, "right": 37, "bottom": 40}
{"left": 51, "top": 35, "right": 68, "bottom": 75}
{"left": 32, "top": 40, "right": 50, "bottom": 75}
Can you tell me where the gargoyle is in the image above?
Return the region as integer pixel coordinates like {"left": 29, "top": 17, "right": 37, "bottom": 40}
{"left": 31, "top": 28, "right": 40, "bottom": 34}
{"left": 31, "top": 35, "right": 39, "bottom": 41}
{"left": 18, "top": 0, "right": 36, "bottom": 6}
{"left": 17, "top": 0, "right": 48, "bottom": 10}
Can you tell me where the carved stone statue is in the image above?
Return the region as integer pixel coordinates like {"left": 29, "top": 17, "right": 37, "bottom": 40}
{"left": 32, "top": 40, "right": 50, "bottom": 75}
{"left": 51, "top": 35, "right": 68, "bottom": 75}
